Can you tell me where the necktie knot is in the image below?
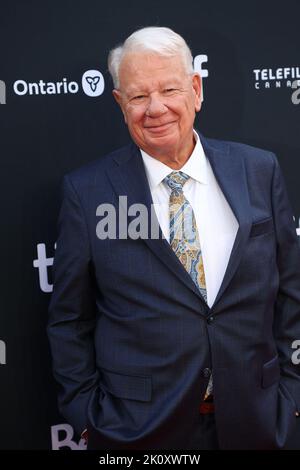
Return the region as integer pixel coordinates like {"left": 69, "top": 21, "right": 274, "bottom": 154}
{"left": 163, "top": 171, "right": 190, "bottom": 193}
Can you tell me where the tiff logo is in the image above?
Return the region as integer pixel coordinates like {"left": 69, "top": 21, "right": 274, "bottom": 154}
{"left": 33, "top": 243, "right": 56, "bottom": 293}
{"left": 0, "top": 80, "right": 6, "bottom": 104}
{"left": 194, "top": 54, "right": 208, "bottom": 102}
{"left": 0, "top": 340, "right": 6, "bottom": 365}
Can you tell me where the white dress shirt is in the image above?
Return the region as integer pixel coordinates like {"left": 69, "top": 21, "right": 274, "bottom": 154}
{"left": 140, "top": 130, "right": 239, "bottom": 308}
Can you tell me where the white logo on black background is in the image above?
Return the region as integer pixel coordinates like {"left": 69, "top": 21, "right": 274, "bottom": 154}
{"left": 291, "top": 80, "right": 300, "bottom": 105}
{"left": 10, "top": 70, "right": 105, "bottom": 99}
{"left": 13, "top": 78, "right": 79, "bottom": 95}
{"left": 194, "top": 55, "right": 209, "bottom": 78}
{"left": 51, "top": 424, "right": 86, "bottom": 450}
{"left": 253, "top": 66, "right": 300, "bottom": 90}
{"left": 33, "top": 243, "right": 55, "bottom": 293}
{"left": 82, "top": 69, "right": 104, "bottom": 97}
{"left": 193, "top": 55, "right": 209, "bottom": 102}
{"left": 291, "top": 340, "right": 300, "bottom": 365}
{"left": 294, "top": 217, "right": 300, "bottom": 236}
{"left": 0, "top": 340, "right": 6, "bottom": 365}
{"left": 0, "top": 80, "right": 6, "bottom": 104}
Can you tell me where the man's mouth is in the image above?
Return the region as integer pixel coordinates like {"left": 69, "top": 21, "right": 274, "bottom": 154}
{"left": 144, "top": 121, "right": 176, "bottom": 133}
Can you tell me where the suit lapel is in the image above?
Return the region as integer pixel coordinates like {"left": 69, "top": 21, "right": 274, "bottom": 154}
{"left": 106, "top": 143, "right": 206, "bottom": 305}
{"left": 106, "top": 136, "right": 252, "bottom": 312}
{"left": 200, "top": 135, "right": 252, "bottom": 310}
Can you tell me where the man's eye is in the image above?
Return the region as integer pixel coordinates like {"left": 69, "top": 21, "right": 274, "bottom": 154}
{"left": 132, "top": 95, "right": 146, "bottom": 100}
{"left": 164, "top": 88, "right": 176, "bottom": 93}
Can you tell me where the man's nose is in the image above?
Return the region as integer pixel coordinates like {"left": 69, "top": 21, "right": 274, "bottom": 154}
{"left": 145, "top": 94, "right": 168, "bottom": 117}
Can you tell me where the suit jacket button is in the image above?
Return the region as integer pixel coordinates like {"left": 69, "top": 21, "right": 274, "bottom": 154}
{"left": 207, "top": 315, "right": 214, "bottom": 324}
{"left": 203, "top": 368, "right": 211, "bottom": 378}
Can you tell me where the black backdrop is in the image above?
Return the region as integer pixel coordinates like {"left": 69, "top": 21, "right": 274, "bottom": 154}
{"left": 1, "top": 0, "right": 300, "bottom": 449}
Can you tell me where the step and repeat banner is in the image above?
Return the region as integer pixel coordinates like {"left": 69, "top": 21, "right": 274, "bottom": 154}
{"left": 1, "top": 0, "right": 300, "bottom": 450}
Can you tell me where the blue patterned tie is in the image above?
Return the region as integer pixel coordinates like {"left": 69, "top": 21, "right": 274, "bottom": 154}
{"left": 163, "top": 171, "right": 213, "bottom": 399}
{"left": 163, "top": 171, "right": 207, "bottom": 302}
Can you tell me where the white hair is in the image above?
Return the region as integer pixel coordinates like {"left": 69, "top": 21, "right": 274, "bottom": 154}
{"left": 108, "top": 26, "right": 194, "bottom": 89}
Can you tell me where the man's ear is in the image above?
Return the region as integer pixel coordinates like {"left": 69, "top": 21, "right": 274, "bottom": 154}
{"left": 192, "top": 73, "right": 202, "bottom": 112}
{"left": 112, "top": 89, "right": 122, "bottom": 105}
{"left": 112, "top": 89, "right": 127, "bottom": 123}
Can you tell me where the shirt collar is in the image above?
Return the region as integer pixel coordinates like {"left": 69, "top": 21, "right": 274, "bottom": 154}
{"left": 140, "top": 130, "right": 208, "bottom": 192}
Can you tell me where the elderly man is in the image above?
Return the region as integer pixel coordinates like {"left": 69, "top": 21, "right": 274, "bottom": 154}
{"left": 48, "top": 26, "right": 300, "bottom": 450}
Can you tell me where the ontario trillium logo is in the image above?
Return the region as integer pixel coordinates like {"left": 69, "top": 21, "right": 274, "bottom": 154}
{"left": 86, "top": 76, "right": 100, "bottom": 92}
{"left": 82, "top": 69, "right": 104, "bottom": 97}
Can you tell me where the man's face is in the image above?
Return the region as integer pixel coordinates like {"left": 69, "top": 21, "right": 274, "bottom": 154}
{"left": 113, "top": 52, "right": 201, "bottom": 160}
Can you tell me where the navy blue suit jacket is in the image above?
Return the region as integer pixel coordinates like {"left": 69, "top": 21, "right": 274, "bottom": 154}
{"left": 48, "top": 135, "right": 300, "bottom": 449}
